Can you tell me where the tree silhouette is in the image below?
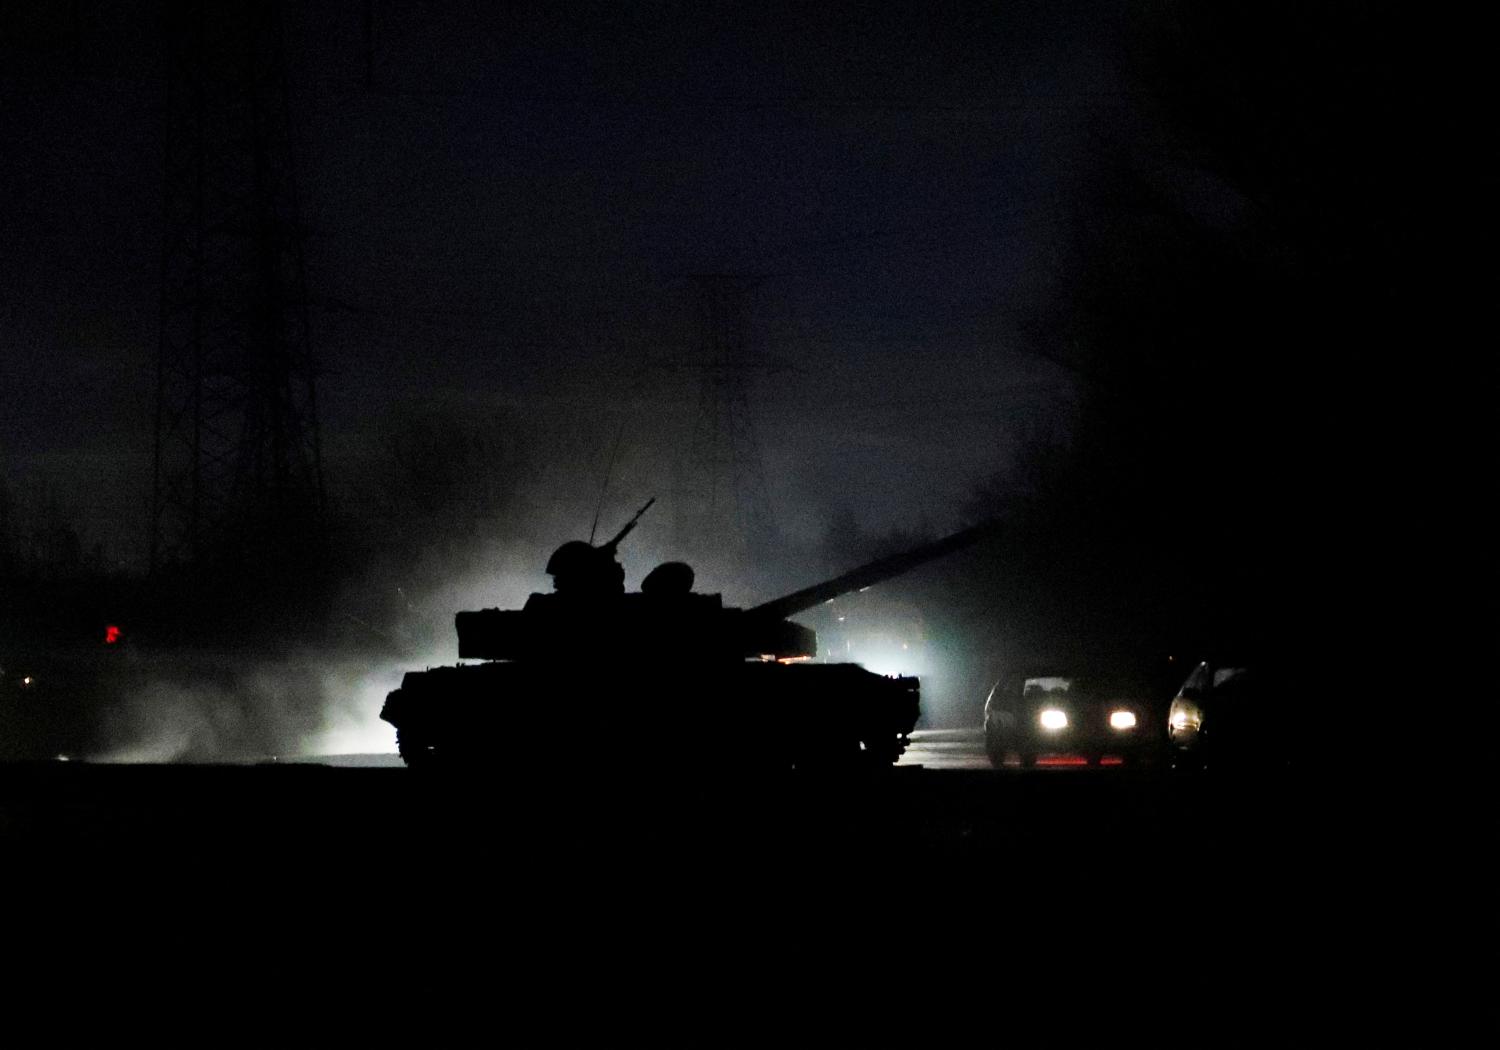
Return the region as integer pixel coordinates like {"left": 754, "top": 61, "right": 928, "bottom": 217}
{"left": 963, "top": 2, "right": 1410, "bottom": 660}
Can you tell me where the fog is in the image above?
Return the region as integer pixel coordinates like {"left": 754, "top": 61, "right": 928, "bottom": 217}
{"left": 70, "top": 458, "right": 966, "bottom": 763}
{"left": 96, "top": 652, "right": 404, "bottom": 762}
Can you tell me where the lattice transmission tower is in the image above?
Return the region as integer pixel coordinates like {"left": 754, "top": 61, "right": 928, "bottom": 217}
{"left": 664, "top": 276, "right": 788, "bottom": 558}
{"left": 151, "top": 0, "right": 323, "bottom": 578}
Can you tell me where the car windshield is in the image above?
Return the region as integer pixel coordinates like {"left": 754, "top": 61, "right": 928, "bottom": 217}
{"left": 1022, "top": 675, "right": 1149, "bottom": 700}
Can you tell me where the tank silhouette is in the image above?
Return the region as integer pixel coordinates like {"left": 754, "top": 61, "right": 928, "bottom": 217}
{"left": 380, "top": 501, "right": 989, "bottom": 770}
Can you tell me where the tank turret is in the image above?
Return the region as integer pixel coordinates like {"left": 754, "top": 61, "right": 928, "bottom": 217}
{"left": 380, "top": 504, "right": 990, "bottom": 769}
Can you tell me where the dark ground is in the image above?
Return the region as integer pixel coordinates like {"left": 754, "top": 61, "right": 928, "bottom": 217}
{"left": 1, "top": 729, "right": 1320, "bottom": 860}
{"left": 0, "top": 745, "right": 1356, "bottom": 913}
{"left": 1, "top": 742, "right": 1434, "bottom": 1026}
{"left": 0, "top": 750, "right": 1315, "bottom": 859}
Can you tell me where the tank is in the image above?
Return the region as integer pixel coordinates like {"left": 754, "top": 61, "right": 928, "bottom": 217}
{"left": 380, "top": 501, "right": 990, "bottom": 770}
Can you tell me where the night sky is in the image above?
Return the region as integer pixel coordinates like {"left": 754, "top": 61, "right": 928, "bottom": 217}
{"left": 2, "top": 1, "right": 1430, "bottom": 641}
{"left": 0, "top": 1, "right": 1145, "bottom": 564}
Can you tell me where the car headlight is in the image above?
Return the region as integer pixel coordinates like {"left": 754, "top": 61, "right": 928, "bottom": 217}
{"left": 1039, "top": 708, "right": 1068, "bottom": 731}
{"left": 1109, "top": 710, "right": 1137, "bottom": 730}
{"left": 1169, "top": 699, "right": 1203, "bottom": 732}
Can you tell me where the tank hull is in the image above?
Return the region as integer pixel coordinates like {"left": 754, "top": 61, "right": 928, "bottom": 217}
{"left": 381, "top": 660, "right": 918, "bottom": 770}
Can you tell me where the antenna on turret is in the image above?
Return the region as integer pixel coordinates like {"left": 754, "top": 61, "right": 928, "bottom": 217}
{"left": 588, "top": 419, "right": 631, "bottom": 545}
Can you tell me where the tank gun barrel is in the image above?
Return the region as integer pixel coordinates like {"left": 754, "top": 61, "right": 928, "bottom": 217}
{"left": 749, "top": 519, "right": 997, "bottom": 622}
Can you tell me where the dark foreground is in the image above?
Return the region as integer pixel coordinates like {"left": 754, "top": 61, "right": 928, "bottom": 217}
{"left": 4, "top": 754, "right": 1303, "bottom": 853}
{"left": 1, "top": 729, "right": 1322, "bottom": 861}
{"left": 2, "top": 736, "right": 1419, "bottom": 1021}
{"left": 2, "top": 736, "right": 1342, "bottom": 893}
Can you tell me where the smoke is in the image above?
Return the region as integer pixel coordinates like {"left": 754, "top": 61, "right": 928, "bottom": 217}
{"left": 81, "top": 384, "right": 977, "bottom": 762}
{"left": 93, "top": 649, "right": 422, "bottom": 762}
{"left": 85, "top": 525, "right": 968, "bottom": 761}
{"left": 89, "top": 525, "right": 592, "bottom": 763}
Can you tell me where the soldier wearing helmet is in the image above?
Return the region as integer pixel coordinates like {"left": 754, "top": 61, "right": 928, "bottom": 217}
{"left": 545, "top": 540, "right": 626, "bottom": 598}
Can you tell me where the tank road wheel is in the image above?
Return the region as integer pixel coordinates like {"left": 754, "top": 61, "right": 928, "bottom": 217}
{"left": 396, "top": 730, "right": 438, "bottom": 768}
{"left": 861, "top": 732, "right": 909, "bottom": 767}
{"left": 835, "top": 733, "right": 907, "bottom": 770}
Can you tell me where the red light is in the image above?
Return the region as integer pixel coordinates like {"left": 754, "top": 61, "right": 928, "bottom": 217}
{"left": 104, "top": 625, "right": 121, "bottom": 644}
{"left": 1099, "top": 756, "right": 1124, "bottom": 766}
{"left": 1034, "top": 754, "right": 1088, "bottom": 766}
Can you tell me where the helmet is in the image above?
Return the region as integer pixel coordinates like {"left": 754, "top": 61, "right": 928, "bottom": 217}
{"left": 546, "top": 540, "right": 597, "bottom": 578}
{"left": 641, "top": 561, "right": 694, "bottom": 595}
{"left": 545, "top": 540, "right": 625, "bottom": 595}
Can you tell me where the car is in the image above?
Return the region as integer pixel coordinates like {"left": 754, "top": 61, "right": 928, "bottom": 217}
{"left": 983, "top": 668, "right": 1169, "bottom": 769}
{"left": 1166, "top": 659, "right": 1294, "bottom": 770}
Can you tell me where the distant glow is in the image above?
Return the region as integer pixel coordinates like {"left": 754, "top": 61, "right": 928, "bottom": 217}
{"left": 104, "top": 625, "right": 122, "bottom": 644}
{"left": 848, "top": 639, "right": 928, "bottom": 678}
{"left": 1099, "top": 756, "right": 1124, "bottom": 766}
{"left": 1039, "top": 708, "right": 1068, "bottom": 730}
{"left": 296, "top": 660, "right": 412, "bottom": 757}
{"left": 1109, "top": 710, "right": 1137, "bottom": 730}
{"left": 21, "top": 675, "right": 34, "bottom": 687}
{"left": 56, "top": 754, "right": 70, "bottom": 762}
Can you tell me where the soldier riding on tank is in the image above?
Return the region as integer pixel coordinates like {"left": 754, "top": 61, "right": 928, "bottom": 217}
{"left": 542, "top": 497, "right": 650, "bottom": 598}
